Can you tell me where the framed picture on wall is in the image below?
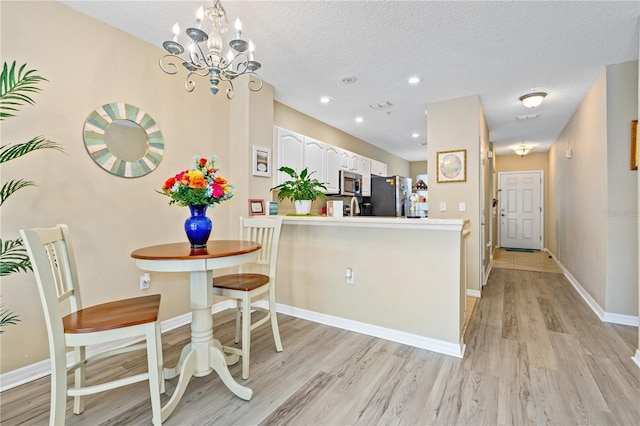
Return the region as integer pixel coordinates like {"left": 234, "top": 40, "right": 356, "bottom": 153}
{"left": 248, "top": 199, "right": 265, "bottom": 216}
{"left": 631, "top": 120, "right": 638, "bottom": 170}
{"left": 436, "top": 149, "right": 467, "bottom": 183}
{"left": 252, "top": 145, "right": 271, "bottom": 177}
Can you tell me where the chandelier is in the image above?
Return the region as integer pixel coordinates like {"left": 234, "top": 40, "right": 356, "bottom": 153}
{"left": 159, "top": 0, "right": 263, "bottom": 99}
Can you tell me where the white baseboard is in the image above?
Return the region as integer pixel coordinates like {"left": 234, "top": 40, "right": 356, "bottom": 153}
{"left": 545, "top": 249, "right": 638, "bottom": 326}
{"left": 633, "top": 349, "right": 640, "bottom": 370}
{"left": 270, "top": 301, "right": 465, "bottom": 359}
{"left": 466, "top": 289, "right": 481, "bottom": 298}
{"left": 0, "top": 300, "right": 237, "bottom": 393}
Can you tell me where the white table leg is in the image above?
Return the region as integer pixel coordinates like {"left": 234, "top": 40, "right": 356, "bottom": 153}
{"left": 209, "top": 344, "right": 253, "bottom": 400}
{"left": 164, "top": 343, "right": 191, "bottom": 380}
{"left": 161, "top": 349, "right": 197, "bottom": 422}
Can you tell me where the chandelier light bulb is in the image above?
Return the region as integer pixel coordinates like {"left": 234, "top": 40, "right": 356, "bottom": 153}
{"left": 196, "top": 6, "right": 204, "bottom": 28}
{"left": 235, "top": 17, "right": 242, "bottom": 38}
{"left": 248, "top": 39, "right": 255, "bottom": 60}
{"left": 172, "top": 22, "right": 180, "bottom": 41}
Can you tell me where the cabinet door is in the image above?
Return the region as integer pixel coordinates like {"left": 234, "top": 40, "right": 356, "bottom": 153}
{"left": 371, "top": 159, "right": 388, "bottom": 176}
{"left": 350, "top": 153, "right": 360, "bottom": 173}
{"left": 360, "top": 156, "right": 371, "bottom": 196}
{"left": 305, "top": 137, "right": 325, "bottom": 185}
{"left": 277, "top": 128, "right": 305, "bottom": 184}
{"left": 324, "top": 145, "right": 340, "bottom": 194}
{"left": 339, "top": 149, "right": 353, "bottom": 171}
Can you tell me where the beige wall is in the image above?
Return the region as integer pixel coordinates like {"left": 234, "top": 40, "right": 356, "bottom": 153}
{"left": 427, "top": 95, "right": 485, "bottom": 292}
{"left": 605, "top": 61, "right": 638, "bottom": 315}
{"left": 548, "top": 61, "right": 638, "bottom": 317}
{"left": 409, "top": 161, "right": 428, "bottom": 181}
{"left": 0, "top": 1, "right": 236, "bottom": 372}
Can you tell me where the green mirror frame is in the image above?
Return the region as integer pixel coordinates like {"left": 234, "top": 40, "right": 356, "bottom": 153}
{"left": 83, "top": 102, "right": 164, "bottom": 178}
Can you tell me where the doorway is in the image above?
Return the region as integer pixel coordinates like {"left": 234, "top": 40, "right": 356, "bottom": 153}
{"left": 498, "top": 171, "right": 543, "bottom": 250}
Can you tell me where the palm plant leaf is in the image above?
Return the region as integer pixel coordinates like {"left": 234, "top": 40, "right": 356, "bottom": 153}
{"left": 0, "top": 135, "right": 63, "bottom": 164}
{"left": 0, "top": 238, "right": 32, "bottom": 276}
{"left": 0, "top": 304, "right": 21, "bottom": 332}
{"left": 0, "top": 179, "right": 35, "bottom": 206}
{"left": 0, "top": 61, "right": 47, "bottom": 120}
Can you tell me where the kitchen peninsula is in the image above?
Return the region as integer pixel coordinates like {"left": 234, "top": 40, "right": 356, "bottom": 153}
{"left": 273, "top": 216, "right": 470, "bottom": 357}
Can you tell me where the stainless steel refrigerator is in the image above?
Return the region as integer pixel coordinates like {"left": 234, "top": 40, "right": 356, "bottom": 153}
{"left": 367, "top": 175, "right": 412, "bottom": 217}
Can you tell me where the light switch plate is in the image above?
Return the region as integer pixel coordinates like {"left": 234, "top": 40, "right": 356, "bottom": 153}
{"left": 459, "top": 202, "right": 466, "bottom": 212}
{"left": 440, "top": 201, "right": 447, "bottom": 212}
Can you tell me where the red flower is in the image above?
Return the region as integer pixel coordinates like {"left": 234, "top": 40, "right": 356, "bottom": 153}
{"left": 198, "top": 157, "right": 207, "bottom": 167}
{"left": 211, "top": 183, "right": 224, "bottom": 198}
{"left": 162, "top": 176, "right": 176, "bottom": 190}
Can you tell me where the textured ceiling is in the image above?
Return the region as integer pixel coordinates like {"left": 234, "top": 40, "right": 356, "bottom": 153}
{"left": 60, "top": 1, "right": 639, "bottom": 161}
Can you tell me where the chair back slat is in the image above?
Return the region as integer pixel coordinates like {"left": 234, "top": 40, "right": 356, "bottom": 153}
{"left": 238, "top": 217, "right": 282, "bottom": 276}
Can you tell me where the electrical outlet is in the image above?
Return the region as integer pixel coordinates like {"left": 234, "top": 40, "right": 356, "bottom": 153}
{"left": 140, "top": 273, "right": 150, "bottom": 290}
{"left": 459, "top": 202, "right": 466, "bottom": 212}
{"left": 346, "top": 268, "right": 354, "bottom": 284}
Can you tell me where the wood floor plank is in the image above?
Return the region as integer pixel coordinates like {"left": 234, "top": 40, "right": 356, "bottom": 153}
{"left": 2, "top": 265, "right": 639, "bottom": 426}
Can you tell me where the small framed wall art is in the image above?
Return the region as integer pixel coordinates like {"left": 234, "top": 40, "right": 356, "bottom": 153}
{"left": 436, "top": 149, "right": 467, "bottom": 183}
{"left": 248, "top": 199, "right": 265, "bottom": 216}
{"left": 252, "top": 145, "right": 271, "bottom": 177}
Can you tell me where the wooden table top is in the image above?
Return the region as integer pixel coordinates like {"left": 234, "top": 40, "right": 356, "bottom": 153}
{"left": 131, "top": 240, "right": 261, "bottom": 261}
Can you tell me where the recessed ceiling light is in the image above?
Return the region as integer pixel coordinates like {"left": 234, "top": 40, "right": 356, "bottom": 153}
{"left": 408, "top": 76, "right": 421, "bottom": 85}
{"left": 320, "top": 96, "right": 332, "bottom": 104}
{"left": 355, "top": 116, "right": 364, "bottom": 123}
{"left": 411, "top": 132, "right": 420, "bottom": 138}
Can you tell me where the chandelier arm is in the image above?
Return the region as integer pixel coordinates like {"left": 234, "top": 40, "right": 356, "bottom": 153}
{"left": 247, "top": 75, "right": 263, "bottom": 93}
{"left": 225, "top": 81, "right": 234, "bottom": 100}
{"left": 184, "top": 70, "right": 210, "bottom": 93}
{"left": 159, "top": 54, "right": 182, "bottom": 75}
{"left": 195, "top": 44, "right": 213, "bottom": 69}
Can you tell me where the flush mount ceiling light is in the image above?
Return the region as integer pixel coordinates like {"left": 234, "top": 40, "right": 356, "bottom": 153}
{"left": 159, "top": 0, "right": 263, "bottom": 99}
{"left": 519, "top": 91, "right": 547, "bottom": 108}
{"left": 320, "top": 96, "right": 333, "bottom": 104}
{"left": 513, "top": 143, "right": 533, "bottom": 157}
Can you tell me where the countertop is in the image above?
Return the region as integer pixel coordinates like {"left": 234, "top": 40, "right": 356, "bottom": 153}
{"left": 279, "top": 215, "right": 470, "bottom": 231}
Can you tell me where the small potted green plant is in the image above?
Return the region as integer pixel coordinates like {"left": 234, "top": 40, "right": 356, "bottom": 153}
{"left": 270, "top": 166, "right": 327, "bottom": 215}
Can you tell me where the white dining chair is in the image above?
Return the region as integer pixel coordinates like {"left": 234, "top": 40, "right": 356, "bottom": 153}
{"left": 20, "top": 224, "right": 164, "bottom": 425}
{"left": 212, "top": 216, "right": 283, "bottom": 379}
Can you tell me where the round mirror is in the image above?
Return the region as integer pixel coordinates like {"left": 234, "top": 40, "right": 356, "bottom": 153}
{"left": 83, "top": 103, "right": 164, "bottom": 178}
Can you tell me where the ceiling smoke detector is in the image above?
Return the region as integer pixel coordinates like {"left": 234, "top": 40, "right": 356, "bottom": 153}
{"left": 340, "top": 76, "right": 358, "bottom": 84}
{"left": 369, "top": 101, "right": 393, "bottom": 110}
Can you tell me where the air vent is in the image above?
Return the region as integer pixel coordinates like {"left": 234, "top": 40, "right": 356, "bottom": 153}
{"left": 515, "top": 113, "right": 540, "bottom": 121}
{"left": 369, "top": 101, "right": 393, "bottom": 110}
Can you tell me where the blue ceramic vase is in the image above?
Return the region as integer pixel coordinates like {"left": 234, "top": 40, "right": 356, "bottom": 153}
{"left": 184, "top": 204, "right": 212, "bottom": 248}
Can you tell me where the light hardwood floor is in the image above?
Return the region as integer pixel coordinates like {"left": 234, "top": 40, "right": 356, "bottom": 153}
{"left": 2, "top": 267, "right": 639, "bottom": 425}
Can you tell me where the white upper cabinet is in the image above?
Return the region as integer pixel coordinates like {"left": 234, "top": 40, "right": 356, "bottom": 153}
{"left": 371, "top": 159, "right": 388, "bottom": 176}
{"left": 324, "top": 145, "right": 340, "bottom": 194}
{"left": 359, "top": 156, "right": 371, "bottom": 196}
{"left": 304, "top": 136, "right": 325, "bottom": 185}
{"left": 276, "top": 126, "right": 382, "bottom": 196}
{"left": 277, "top": 128, "right": 305, "bottom": 184}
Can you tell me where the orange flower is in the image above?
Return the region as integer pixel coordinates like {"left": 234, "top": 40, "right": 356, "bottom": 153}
{"left": 188, "top": 170, "right": 207, "bottom": 188}
{"left": 214, "top": 176, "right": 227, "bottom": 185}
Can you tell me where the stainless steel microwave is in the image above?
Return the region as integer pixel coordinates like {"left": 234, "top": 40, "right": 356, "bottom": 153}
{"left": 339, "top": 171, "right": 362, "bottom": 196}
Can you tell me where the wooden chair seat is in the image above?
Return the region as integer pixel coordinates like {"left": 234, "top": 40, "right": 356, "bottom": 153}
{"left": 213, "top": 273, "right": 269, "bottom": 292}
{"left": 62, "top": 294, "right": 161, "bottom": 334}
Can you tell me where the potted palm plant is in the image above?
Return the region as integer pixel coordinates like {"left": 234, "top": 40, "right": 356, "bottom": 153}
{"left": 270, "top": 166, "right": 326, "bottom": 215}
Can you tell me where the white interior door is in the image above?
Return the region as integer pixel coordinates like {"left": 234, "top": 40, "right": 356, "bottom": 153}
{"left": 499, "top": 171, "right": 543, "bottom": 250}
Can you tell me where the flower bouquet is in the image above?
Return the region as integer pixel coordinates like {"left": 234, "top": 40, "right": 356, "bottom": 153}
{"left": 158, "top": 156, "right": 235, "bottom": 247}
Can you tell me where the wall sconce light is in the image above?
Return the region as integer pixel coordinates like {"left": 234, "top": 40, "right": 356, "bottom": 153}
{"left": 513, "top": 144, "right": 533, "bottom": 157}
{"left": 519, "top": 91, "right": 547, "bottom": 108}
